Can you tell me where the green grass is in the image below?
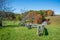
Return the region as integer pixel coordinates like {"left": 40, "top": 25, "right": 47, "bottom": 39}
{"left": 0, "top": 21, "right": 60, "bottom": 40}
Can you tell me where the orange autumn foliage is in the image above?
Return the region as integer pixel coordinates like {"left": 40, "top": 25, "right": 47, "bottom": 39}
{"left": 25, "top": 11, "right": 43, "bottom": 24}
{"left": 25, "top": 10, "right": 54, "bottom": 24}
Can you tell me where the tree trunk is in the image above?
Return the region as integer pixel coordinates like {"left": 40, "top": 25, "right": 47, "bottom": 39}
{"left": 0, "top": 17, "right": 2, "bottom": 27}
{"left": 0, "top": 21, "right": 2, "bottom": 27}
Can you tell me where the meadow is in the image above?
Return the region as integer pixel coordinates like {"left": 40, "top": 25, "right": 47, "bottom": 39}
{"left": 0, "top": 21, "right": 60, "bottom": 40}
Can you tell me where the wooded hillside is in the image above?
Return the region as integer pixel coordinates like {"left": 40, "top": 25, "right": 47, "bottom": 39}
{"left": 0, "top": 10, "right": 54, "bottom": 21}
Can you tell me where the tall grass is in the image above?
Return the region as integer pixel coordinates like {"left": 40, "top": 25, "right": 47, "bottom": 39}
{"left": 0, "top": 21, "right": 60, "bottom": 40}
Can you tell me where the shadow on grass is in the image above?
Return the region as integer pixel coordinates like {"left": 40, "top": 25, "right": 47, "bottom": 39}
{"left": 2, "top": 25, "right": 21, "bottom": 28}
{"left": 0, "top": 26, "right": 2, "bottom": 29}
{"left": 44, "top": 28, "right": 48, "bottom": 36}
{"left": 0, "top": 24, "right": 26, "bottom": 29}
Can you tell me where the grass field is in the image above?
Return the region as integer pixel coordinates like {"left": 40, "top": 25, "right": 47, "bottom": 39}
{"left": 0, "top": 16, "right": 60, "bottom": 40}
{"left": 0, "top": 20, "right": 60, "bottom": 40}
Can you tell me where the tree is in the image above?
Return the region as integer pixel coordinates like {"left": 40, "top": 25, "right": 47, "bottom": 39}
{"left": 0, "top": 0, "right": 15, "bottom": 26}
{"left": 0, "top": 0, "right": 6, "bottom": 26}
{"left": 36, "top": 10, "right": 45, "bottom": 22}
{"left": 36, "top": 10, "right": 44, "bottom": 15}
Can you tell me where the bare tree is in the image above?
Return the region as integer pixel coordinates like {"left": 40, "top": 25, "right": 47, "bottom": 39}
{"left": 0, "top": 0, "right": 6, "bottom": 26}
{"left": 0, "top": 0, "right": 15, "bottom": 26}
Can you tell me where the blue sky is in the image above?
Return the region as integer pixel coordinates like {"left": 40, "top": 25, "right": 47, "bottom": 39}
{"left": 9, "top": 0, "right": 60, "bottom": 14}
